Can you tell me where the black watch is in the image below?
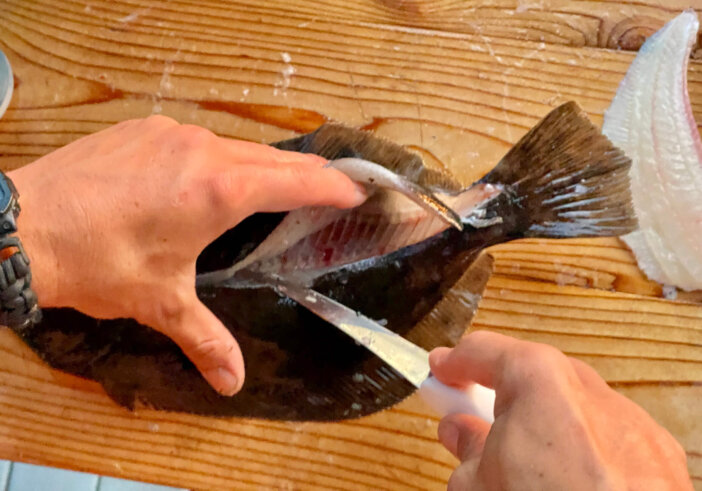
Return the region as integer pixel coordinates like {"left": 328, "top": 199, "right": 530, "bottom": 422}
{"left": 0, "top": 172, "right": 40, "bottom": 330}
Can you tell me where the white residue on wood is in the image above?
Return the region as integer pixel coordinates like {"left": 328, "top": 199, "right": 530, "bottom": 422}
{"left": 274, "top": 52, "right": 296, "bottom": 96}
{"left": 119, "top": 12, "right": 140, "bottom": 23}
{"left": 159, "top": 61, "right": 174, "bottom": 93}
{"left": 118, "top": 7, "right": 151, "bottom": 24}
{"left": 153, "top": 50, "right": 179, "bottom": 114}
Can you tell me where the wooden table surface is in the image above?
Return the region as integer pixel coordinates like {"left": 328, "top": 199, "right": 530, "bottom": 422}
{"left": 0, "top": 1, "right": 701, "bottom": 489}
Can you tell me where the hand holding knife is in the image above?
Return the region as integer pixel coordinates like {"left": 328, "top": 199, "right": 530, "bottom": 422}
{"left": 274, "top": 279, "right": 496, "bottom": 423}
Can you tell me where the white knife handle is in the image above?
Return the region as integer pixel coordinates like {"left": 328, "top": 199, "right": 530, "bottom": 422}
{"left": 418, "top": 376, "right": 496, "bottom": 423}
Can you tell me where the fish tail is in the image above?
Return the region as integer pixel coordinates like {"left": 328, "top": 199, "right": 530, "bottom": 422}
{"left": 480, "top": 101, "right": 637, "bottom": 239}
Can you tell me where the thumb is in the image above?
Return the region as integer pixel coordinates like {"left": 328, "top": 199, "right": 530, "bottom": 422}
{"left": 440, "top": 414, "right": 490, "bottom": 491}
{"left": 438, "top": 413, "right": 490, "bottom": 461}
{"left": 152, "top": 294, "right": 245, "bottom": 396}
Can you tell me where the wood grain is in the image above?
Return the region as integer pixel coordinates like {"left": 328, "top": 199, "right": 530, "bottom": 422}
{"left": 4, "top": 0, "right": 700, "bottom": 54}
{"left": 0, "top": 0, "right": 701, "bottom": 489}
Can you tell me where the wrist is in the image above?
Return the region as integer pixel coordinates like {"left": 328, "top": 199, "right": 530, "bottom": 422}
{"left": 7, "top": 166, "right": 59, "bottom": 308}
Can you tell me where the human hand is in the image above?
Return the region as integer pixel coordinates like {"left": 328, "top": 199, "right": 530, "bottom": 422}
{"left": 429, "top": 331, "right": 693, "bottom": 491}
{"left": 7, "top": 116, "right": 366, "bottom": 396}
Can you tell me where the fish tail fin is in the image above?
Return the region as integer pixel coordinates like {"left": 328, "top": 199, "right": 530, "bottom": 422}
{"left": 480, "top": 101, "right": 637, "bottom": 239}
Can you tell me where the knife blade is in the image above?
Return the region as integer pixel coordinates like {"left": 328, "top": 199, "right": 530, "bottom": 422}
{"left": 272, "top": 277, "right": 496, "bottom": 422}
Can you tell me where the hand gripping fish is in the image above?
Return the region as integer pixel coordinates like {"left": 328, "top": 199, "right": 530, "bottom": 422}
{"left": 17, "top": 102, "right": 636, "bottom": 421}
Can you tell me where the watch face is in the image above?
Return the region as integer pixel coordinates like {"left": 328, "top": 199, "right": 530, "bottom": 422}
{"left": 0, "top": 176, "right": 12, "bottom": 213}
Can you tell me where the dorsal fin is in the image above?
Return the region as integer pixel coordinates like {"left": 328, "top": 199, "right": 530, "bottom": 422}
{"left": 273, "top": 123, "right": 464, "bottom": 194}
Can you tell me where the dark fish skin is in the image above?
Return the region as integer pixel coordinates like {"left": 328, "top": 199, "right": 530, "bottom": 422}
{"left": 31, "top": 226, "right": 493, "bottom": 421}
{"left": 11, "top": 102, "right": 637, "bottom": 421}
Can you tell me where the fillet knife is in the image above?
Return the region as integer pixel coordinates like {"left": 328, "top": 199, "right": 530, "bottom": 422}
{"left": 274, "top": 278, "right": 496, "bottom": 423}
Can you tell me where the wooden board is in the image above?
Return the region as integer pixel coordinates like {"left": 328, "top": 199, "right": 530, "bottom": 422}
{"left": 0, "top": 0, "right": 700, "bottom": 489}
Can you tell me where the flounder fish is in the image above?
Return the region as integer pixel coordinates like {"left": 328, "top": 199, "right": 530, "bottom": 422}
{"left": 13, "top": 102, "right": 636, "bottom": 421}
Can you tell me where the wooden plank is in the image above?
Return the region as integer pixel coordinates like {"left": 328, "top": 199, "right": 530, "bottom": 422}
{"left": 0, "top": 0, "right": 700, "bottom": 489}
{"left": 3, "top": 0, "right": 700, "bottom": 52}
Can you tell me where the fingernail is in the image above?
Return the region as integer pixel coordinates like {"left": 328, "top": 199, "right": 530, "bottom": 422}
{"left": 429, "top": 347, "right": 451, "bottom": 369}
{"left": 208, "top": 367, "right": 239, "bottom": 396}
{"left": 437, "top": 420, "right": 460, "bottom": 457}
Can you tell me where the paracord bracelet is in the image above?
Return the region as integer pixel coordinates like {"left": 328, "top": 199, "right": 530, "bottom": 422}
{"left": 0, "top": 236, "right": 40, "bottom": 330}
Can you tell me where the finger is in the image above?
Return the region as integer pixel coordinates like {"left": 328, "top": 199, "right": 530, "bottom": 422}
{"left": 428, "top": 330, "right": 518, "bottom": 390}
{"left": 438, "top": 413, "right": 490, "bottom": 461}
{"left": 219, "top": 138, "right": 328, "bottom": 168}
{"left": 431, "top": 332, "right": 585, "bottom": 421}
{"left": 214, "top": 136, "right": 369, "bottom": 210}
{"left": 228, "top": 161, "right": 368, "bottom": 215}
{"left": 152, "top": 295, "right": 245, "bottom": 396}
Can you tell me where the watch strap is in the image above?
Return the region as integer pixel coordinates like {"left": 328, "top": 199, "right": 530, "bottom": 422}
{"left": 0, "top": 236, "right": 41, "bottom": 329}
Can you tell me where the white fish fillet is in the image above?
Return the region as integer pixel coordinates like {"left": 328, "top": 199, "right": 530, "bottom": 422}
{"left": 602, "top": 10, "right": 702, "bottom": 291}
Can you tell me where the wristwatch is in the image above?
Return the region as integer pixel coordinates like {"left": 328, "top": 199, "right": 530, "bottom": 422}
{"left": 0, "top": 171, "right": 40, "bottom": 330}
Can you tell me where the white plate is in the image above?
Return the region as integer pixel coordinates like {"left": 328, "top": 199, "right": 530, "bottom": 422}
{"left": 0, "top": 50, "right": 13, "bottom": 120}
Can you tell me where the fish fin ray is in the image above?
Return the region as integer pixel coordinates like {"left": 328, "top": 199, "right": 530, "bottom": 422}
{"left": 481, "top": 101, "right": 637, "bottom": 238}
{"left": 407, "top": 252, "right": 494, "bottom": 349}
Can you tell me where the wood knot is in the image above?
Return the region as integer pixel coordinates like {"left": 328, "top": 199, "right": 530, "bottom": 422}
{"left": 376, "top": 0, "right": 432, "bottom": 16}
{"left": 603, "top": 16, "right": 662, "bottom": 51}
